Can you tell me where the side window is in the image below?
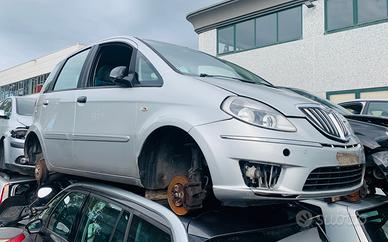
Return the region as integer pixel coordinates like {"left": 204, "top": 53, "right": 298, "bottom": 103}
{"left": 90, "top": 44, "right": 133, "bottom": 87}
{"left": 53, "top": 49, "right": 90, "bottom": 91}
{"left": 111, "top": 211, "right": 131, "bottom": 242}
{"left": 47, "top": 192, "right": 87, "bottom": 240}
{"left": 128, "top": 215, "right": 171, "bottom": 242}
{"left": 341, "top": 103, "right": 363, "bottom": 114}
{"left": 367, "top": 102, "right": 388, "bottom": 117}
{"left": 135, "top": 52, "right": 162, "bottom": 86}
{"left": 75, "top": 196, "right": 123, "bottom": 242}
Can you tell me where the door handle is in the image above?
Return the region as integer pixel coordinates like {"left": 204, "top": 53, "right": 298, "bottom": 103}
{"left": 77, "top": 96, "right": 87, "bottom": 104}
{"left": 43, "top": 100, "right": 49, "bottom": 106}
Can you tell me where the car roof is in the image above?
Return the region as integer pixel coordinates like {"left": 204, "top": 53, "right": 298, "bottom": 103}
{"left": 15, "top": 94, "right": 39, "bottom": 100}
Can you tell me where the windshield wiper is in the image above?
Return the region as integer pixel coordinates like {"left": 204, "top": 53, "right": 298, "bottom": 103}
{"left": 199, "top": 73, "right": 273, "bottom": 87}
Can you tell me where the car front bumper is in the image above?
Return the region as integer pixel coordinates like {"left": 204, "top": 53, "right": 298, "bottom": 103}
{"left": 189, "top": 118, "right": 365, "bottom": 206}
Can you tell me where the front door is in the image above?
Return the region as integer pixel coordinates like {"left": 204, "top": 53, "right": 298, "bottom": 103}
{"left": 38, "top": 49, "right": 90, "bottom": 168}
{"left": 72, "top": 43, "right": 138, "bottom": 179}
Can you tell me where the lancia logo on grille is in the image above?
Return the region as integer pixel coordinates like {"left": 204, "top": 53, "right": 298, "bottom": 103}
{"left": 300, "top": 106, "right": 350, "bottom": 142}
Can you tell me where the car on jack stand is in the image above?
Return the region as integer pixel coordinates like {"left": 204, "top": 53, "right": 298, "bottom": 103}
{"left": 0, "top": 183, "right": 329, "bottom": 242}
{"left": 302, "top": 194, "right": 388, "bottom": 242}
{"left": 24, "top": 37, "right": 364, "bottom": 215}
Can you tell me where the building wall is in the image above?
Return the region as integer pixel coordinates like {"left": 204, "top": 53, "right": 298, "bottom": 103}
{"left": 198, "top": 0, "right": 388, "bottom": 100}
{"left": 0, "top": 44, "right": 85, "bottom": 99}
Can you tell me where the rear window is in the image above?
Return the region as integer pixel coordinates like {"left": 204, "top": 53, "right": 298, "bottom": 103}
{"left": 366, "top": 101, "right": 388, "bottom": 117}
{"left": 358, "top": 203, "right": 388, "bottom": 242}
{"left": 16, "top": 98, "right": 36, "bottom": 116}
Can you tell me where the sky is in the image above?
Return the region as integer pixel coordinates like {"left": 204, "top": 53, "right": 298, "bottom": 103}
{"left": 0, "top": 0, "right": 221, "bottom": 70}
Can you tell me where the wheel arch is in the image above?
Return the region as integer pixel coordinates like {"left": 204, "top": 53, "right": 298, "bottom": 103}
{"left": 24, "top": 131, "right": 43, "bottom": 158}
{"left": 137, "top": 125, "right": 211, "bottom": 190}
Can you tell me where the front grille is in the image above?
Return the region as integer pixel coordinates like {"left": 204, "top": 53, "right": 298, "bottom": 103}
{"left": 303, "top": 165, "right": 363, "bottom": 192}
{"left": 300, "top": 106, "right": 349, "bottom": 142}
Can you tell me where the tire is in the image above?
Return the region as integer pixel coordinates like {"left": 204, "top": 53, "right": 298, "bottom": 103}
{"left": 35, "top": 158, "right": 49, "bottom": 185}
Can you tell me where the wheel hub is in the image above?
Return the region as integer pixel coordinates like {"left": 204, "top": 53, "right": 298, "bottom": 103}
{"left": 167, "top": 176, "right": 190, "bottom": 216}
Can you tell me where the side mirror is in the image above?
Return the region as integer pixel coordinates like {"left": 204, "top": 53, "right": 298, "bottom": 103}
{"left": 26, "top": 219, "right": 43, "bottom": 234}
{"left": 0, "top": 110, "right": 7, "bottom": 119}
{"left": 37, "top": 187, "right": 53, "bottom": 199}
{"left": 109, "top": 66, "right": 137, "bottom": 88}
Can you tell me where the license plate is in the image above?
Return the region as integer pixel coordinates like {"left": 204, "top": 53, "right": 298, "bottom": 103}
{"left": 336, "top": 153, "right": 360, "bottom": 166}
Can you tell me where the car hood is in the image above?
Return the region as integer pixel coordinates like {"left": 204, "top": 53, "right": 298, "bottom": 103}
{"left": 16, "top": 115, "right": 33, "bottom": 127}
{"left": 197, "top": 77, "right": 316, "bottom": 117}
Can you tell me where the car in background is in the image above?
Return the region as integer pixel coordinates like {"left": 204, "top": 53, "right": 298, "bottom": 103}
{"left": 0, "top": 172, "right": 36, "bottom": 204}
{"left": 339, "top": 100, "right": 388, "bottom": 118}
{"left": 25, "top": 37, "right": 364, "bottom": 215}
{"left": 0, "top": 183, "right": 327, "bottom": 242}
{"left": 304, "top": 195, "right": 388, "bottom": 242}
{"left": 282, "top": 87, "right": 388, "bottom": 195}
{"left": 0, "top": 95, "right": 38, "bottom": 175}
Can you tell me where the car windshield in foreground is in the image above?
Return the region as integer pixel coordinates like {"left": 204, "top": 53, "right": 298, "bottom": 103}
{"left": 144, "top": 39, "right": 272, "bottom": 86}
{"left": 16, "top": 98, "right": 35, "bottom": 116}
{"left": 358, "top": 203, "right": 388, "bottom": 242}
{"left": 285, "top": 87, "right": 352, "bottom": 115}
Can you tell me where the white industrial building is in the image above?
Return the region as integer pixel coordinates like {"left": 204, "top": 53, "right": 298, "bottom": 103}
{"left": 187, "top": 0, "right": 388, "bottom": 102}
{"left": 0, "top": 44, "right": 85, "bottom": 100}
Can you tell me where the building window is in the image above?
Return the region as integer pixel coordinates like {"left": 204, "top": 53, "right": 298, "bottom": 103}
{"left": 278, "top": 7, "right": 303, "bottom": 42}
{"left": 217, "top": 6, "right": 302, "bottom": 55}
{"left": 0, "top": 72, "right": 50, "bottom": 101}
{"left": 235, "top": 20, "right": 255, "bottom": 51}
{"left": 256, "top": 14, "right": 277, "bottom": 47}
{"left": 326, "top": 0, "right": 388, "bottom": 32}
{"left": 218, "top": 26, "right": 235, "bottom": 54}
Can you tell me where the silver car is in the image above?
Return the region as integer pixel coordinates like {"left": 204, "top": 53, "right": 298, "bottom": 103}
{"left": 25, "top": 37, "right": 365, "bottom": 214}
{"left": 303, "top": 195, "right": 388, "bottom": 242}
{"left": 0, "top": 95, "right": 37, "bottom": 174}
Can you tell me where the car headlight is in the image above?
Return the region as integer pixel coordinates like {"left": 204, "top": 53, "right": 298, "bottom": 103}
{"left": 221, "top": 96, "right": 296, "bottom": 132}
{"left": 10, "top": 129, "right": 28, "bottom": 139}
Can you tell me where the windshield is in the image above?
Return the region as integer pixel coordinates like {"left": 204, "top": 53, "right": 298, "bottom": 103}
{"left": 358, "top": 203, "right": 388, "bottom": 242}
{"left": 285, "top": 87, "right": 352, "bottom": 115}
{"left": 144, "top": 39, "right": 272, "bottom": 86}
{"left": 16, "top": 98, "right": 35, "bottom": 116}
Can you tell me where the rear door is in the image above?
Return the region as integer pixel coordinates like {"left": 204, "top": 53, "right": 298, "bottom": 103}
{"left": 37, "top": 49, "right": 91, "bottom": 168}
